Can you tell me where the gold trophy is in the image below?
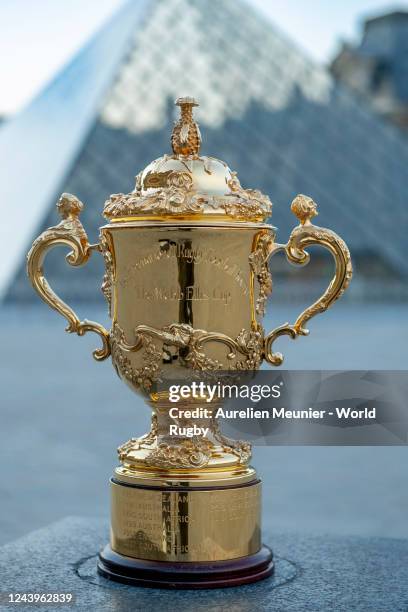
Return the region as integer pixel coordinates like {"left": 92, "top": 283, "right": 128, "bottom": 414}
{"left": 27, "top": 97, "right": 352, "bottom": 588}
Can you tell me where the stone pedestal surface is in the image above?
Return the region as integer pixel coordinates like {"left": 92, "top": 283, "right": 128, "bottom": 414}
{"left": 0, "top": 517, "right": 407, "bottom": 611}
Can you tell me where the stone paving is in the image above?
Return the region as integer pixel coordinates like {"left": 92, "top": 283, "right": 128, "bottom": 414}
{"left": 2, "top": 517, "right": 408, "bottom": 611}
{"left": 1, "top": 303, "right": 407, "bottom": 545}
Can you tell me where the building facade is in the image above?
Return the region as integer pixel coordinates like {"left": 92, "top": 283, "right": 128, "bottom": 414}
{"left": 331, "top": 11, "right": 408, "bottom": 129}
{"left": 2, "top": 0, "right": 408, "bottom": 303}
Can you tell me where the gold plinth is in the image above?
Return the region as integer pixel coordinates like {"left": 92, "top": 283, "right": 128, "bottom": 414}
{"left": 110, "top": 468, "right": 261, "bottom": 562}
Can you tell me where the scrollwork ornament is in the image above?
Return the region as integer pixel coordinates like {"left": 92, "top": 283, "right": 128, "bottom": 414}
{"left": 249, "top": 232, "right": 274, "bottom": 316}
{"left": 99, "top": 231, "right": 114, "bottom": 316}
{"left": 104, "top": 170, "right": 205, "bottom": 217}
{"left": 222, "top": 172, "right": 272, "bottom": 220}
{"left": 103, "top": 167, "right": 271, "bottom": 221}
{"left": 26, "top": 193, "right": 110, "bottom": 361}
{"left": 212, "top": 419, "right": 252, "bottom": 464}
{"left": 110, "top": 322, "right": 264, "bottom": 389}
{"left": 144, "top": 439, "right": 213, "bottom": 469}
{"left": 264, "top": 195, "right": 352, "bottom": 366}
{"left": 117, "top": 414, "right": 159, "bottom": 463}
{"left": 110, "top": 323, "right": 162, "bottom": 392}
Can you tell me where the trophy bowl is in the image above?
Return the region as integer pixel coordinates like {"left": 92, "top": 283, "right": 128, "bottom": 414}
{"left": 27, "top": 97, "right": 352, "bottom": 588}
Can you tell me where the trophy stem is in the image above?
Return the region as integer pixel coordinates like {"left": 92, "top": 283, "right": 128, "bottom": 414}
{"left": 118, "top": 396, "right": 252, "bottom": 472}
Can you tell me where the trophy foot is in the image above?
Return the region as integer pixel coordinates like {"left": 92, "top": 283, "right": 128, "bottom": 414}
{"left": 117, "top": 407, "right": 252, "bottom": 471}
{"left": 97, "top": 544, "right": 274, "bottom": 589}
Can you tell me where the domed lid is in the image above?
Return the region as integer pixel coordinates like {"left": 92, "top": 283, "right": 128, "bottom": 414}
{"left": 103, "top": 97, "right": 272, "bottom": 223}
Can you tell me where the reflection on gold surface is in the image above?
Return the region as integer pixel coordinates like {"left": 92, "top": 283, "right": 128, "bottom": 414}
{"left": 110, "top": 475, "right": 261, "bottom": 562}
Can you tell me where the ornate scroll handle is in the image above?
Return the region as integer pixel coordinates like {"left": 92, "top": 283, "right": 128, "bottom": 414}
{"left": 26, "top": 193, "right": 110, "bottom": 361}
{"left": 264, "top": 195, "right": 352, "bottom": 366}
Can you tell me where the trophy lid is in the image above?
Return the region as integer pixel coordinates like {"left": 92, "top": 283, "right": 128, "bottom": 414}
{"left": 103, "top": 97, "right": 272, "bottom": 223}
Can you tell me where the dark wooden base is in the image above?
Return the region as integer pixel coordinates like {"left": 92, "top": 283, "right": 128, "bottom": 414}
{"left": 97, "top": 544, "right": 274, "bottom": 589}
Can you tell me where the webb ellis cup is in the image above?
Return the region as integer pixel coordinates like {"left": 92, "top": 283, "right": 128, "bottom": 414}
{"left": 27, "top": 97, "right": 352, "bottom": 588}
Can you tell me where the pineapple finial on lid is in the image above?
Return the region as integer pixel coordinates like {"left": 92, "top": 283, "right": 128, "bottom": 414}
{"left": 171, "top": 97, "right": 201, "bottom": 157}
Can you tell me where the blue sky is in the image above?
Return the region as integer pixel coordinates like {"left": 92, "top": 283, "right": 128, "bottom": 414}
{"left": 0, "top": 0, "right": 407, "bottom": 115}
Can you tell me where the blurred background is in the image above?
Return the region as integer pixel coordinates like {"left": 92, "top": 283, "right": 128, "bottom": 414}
{"left": 0, "top": 0, "right": 407, "bottom": 546}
